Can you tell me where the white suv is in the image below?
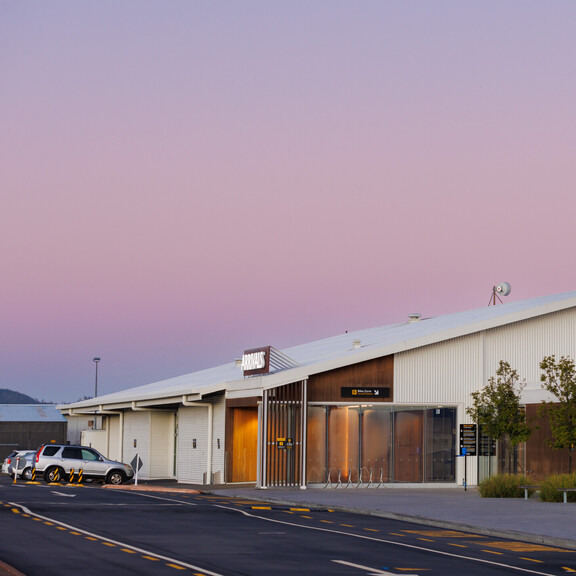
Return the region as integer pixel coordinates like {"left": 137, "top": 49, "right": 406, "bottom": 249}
{"left": 34, "top": 444, "right": 134, "bottom": 485}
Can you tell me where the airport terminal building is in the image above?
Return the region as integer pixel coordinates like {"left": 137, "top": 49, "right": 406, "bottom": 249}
{"left": 60, "top": 290, "right": 576, "bottom": 487}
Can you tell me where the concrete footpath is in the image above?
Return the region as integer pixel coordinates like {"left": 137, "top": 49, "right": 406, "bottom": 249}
{"left": 120, "top": 482, "right": 576, "bottom": 551}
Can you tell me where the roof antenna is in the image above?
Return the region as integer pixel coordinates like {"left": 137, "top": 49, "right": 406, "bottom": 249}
{"left": 488, "top": 282, "right": 511, "bottom": 306}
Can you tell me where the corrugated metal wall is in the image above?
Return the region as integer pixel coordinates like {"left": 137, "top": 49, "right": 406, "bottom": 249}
{"left": 395, "top": 309, "right": 576, "bottom": 407}
{"left": 395, "top": 333, "right": 484, "bottom": 405}
{"left": 177, "top": 406, "right": 209, "bottom": 483}
{"left": 394, "top": 309, "right": 576, "bottom": 485}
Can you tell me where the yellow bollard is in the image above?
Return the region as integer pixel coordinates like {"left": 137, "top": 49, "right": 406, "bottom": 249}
{"left": 78, "top": 468, "right": 83, "bottom": 483}
{"left": 69, "top": 469, "right": 75, "bottom": 483}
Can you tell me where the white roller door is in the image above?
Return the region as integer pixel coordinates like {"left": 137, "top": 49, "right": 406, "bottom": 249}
{"left": 177, "top": 406, "right": 209, "bottom": 483}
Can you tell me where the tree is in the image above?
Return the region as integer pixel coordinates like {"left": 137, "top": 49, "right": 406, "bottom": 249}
{"left": 466, "top": 361, "right": 532, "bottom": 474}
{"left": 538, "top": 355, "right": 576, "bottom": 473}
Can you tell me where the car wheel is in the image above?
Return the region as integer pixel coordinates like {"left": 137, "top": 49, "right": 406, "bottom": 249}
{"left": 22, "top": 467, "right": 33, "bottom": 481}
{"left": 45, "top": 467, "right": 64, "bottom": 483}
{"left": 106, "top": 471, "right": 126, "bottom": 485}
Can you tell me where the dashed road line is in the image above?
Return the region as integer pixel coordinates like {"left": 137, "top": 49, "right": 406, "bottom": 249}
{"left": 7, "top": 502, "right": 225, "bottom": 575}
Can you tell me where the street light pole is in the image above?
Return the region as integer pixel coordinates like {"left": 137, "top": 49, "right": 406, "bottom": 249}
{"left": 93, "top": 357, "right": 101, "bottom": 431}
{"left": 93, "top": 357, "right": 101, "bottom": 398}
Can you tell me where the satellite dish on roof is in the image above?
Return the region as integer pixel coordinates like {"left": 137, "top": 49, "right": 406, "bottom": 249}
{"left": 496, "top": 282, "right": 511, "bottom": 296}
{"left": 489, "top": 282, "right": 511, "bottom": 305}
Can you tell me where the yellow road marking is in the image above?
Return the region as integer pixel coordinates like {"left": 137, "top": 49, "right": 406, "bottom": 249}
{"left": 520, "top": 557, "right": 544, "bottom": 563}
{"left": 418, "top": 538, "right": 435, "bottom": 542}
{"left": 252, "top": 506, "right": 271, "bottom": 510}
{"left": 390, "top": 533, "right": 405, "bottom": 536}
{"left": 320, "top": 520, "right": 333, "bottom": 524}
{"left": 483, "top": 550, "right": 504, "bottom": 555}
{"left": 290, "top": 508, "right": 310, "bottom": 512}
{"left": 561, "top": 567, "right": 576, "bottom": 572}
{"left": 142, "top": 556, "right": 160, "bottom": 561}
{"left": 300, "top": 515, "right": 313, "bottom": 519}
{"left": 56, "top": 527, "right": 67, "bottom": 531}
{"left": 340, "top": 524, "right": 354, "bottom": 528}
{"left": 481, "top": 541, "right": 570, "bottom": 552}
{"left": 167, "top": 564, "right": 186, "bottom": 570}
{"left": 85, "top": 537, "right": 98, "bottom": 541}
{"left": 364, "top": 528, "right": 379, "bottom": 532}
{"left": 448, "top": 543, "right": 467, "bottom": 548}
{"left": 103, "top": 542, "right": 116, "bottom": 547}
{"left": 121, "top": 549, "right": 137, "bottom": 554}
{"left": 403, "top": 530, "right": 484, "bottom": 538}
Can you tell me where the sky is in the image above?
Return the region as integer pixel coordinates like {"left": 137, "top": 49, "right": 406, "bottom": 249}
{"left": 1, "top": 2, "right": 575, "bottom": 403}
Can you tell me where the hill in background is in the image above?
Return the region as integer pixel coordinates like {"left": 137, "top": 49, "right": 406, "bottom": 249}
{"left": 0, "top": 389, "right": 39, "bottom": 404}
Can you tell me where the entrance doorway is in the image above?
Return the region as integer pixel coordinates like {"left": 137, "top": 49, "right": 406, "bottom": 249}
{"left": 230, "top": 407, "right": 258, "bottom": 482}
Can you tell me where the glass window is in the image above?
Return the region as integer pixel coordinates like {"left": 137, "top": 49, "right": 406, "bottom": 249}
{"left": 328, "top": 407, "right": 359, "bottom": 483}
{"left": 62, "top": 448, "right": 82, "bottom": 459}
{"left": 361, "top": 408, "right": 391, "bottom": 483}
{"left": 307, "top": 406, "right": 327, "bottom": 483}
{"left": 81, "top": 449, "right": 100, "bottom": 461}
{"left": 425, "top": 408, "right": 455, "bottom": 482}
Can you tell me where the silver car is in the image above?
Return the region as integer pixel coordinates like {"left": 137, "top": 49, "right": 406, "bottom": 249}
{"left": 34, "top": 444, "right": 134, "bottom": 485}
{"left": 2, "top": 450, "right": 35, "bottom": 480}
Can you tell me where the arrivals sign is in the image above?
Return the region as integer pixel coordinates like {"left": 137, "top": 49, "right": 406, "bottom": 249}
{"left": 241, "top": 347, "right": 270, "bottom": 376}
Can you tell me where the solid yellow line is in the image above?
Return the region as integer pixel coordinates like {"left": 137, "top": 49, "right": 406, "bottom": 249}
{"left": 290, "top": 508, "right": 310, "bottom": 512}
{"left": 252, "top": 506, "right": 271, "bottom": 510}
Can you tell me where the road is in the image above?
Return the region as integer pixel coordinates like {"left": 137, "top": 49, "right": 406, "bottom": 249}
{"left": 1, "top": 476, "right": 575, "bottom": 575}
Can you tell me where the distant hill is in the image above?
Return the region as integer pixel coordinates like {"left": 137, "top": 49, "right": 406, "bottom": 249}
{"left": 0, "top": 389, "right": 39, "bottom": 404}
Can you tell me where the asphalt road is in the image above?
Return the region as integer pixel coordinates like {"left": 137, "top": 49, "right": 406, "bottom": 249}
{"left": 1, "top": 476, "right": 575, "bottom": 576}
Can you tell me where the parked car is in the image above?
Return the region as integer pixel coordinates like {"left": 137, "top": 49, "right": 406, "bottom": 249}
{"left": 2, "top": 450, "right": 36, "bottom": 480}
{"left": 34, "top": 444, "right": 134, "bottom": 485}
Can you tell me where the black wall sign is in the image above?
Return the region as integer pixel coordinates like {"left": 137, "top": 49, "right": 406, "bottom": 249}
{"left": 341, "top": 387, "right": 390, "bottom": 399}
{"left": 459, "top": 424, "right": 477, "bottom": 456}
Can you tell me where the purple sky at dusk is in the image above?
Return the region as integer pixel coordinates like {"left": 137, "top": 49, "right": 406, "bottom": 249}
{"left": 1, "top": 2, "right": 575, "bottom": 403}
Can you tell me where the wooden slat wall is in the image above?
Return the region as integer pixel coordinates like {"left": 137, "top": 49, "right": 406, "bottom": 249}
{"left": 264, "top": 381, "right": 304, "bottom": 487}
{"left": 308, "top": 356, "right": 394, "bottom": 402}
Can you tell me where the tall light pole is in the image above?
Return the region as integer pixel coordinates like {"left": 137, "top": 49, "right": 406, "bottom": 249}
{"left": 93, "top": 357, "right": 101, "bottom": 398}
{"left": 93, "top": 357, "right": 101, "bottom": 431}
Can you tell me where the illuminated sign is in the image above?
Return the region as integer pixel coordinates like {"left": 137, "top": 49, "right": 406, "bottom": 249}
{"left": 241, "top": 347, "right": 270, "bottom": 376}
{"left": 341, "top": 387, "right": 390, "bottom": 399}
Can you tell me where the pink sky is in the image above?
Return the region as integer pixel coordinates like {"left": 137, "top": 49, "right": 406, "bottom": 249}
{"left": 1, "top": 2, "right": 575, "bottom": 402}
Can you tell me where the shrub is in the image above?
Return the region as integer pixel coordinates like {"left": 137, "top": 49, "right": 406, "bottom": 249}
{"left": 539, "top": 473, "right": 576, "bottom": 502}
{"left": 478, "top": 474, "right": 532, "bottom": 498}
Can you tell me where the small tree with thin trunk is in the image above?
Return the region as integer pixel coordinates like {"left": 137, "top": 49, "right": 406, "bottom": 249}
{"left": 466, "top": 361, "right": 531, "bottom": 474}
{"left": 538, "top": 355, "right": 576, "bottom": 473}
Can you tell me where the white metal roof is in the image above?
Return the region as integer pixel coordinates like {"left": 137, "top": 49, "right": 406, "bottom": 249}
{"left": 61, "top": 289, "right": 576, "bottom": 412}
